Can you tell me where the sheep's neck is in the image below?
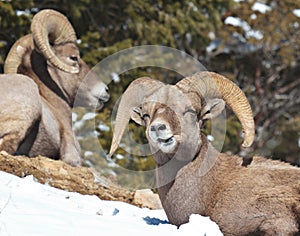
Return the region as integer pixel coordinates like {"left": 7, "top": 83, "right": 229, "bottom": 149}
{"left": 155, "top": 139, "right": 204, "bottom": 203}
{"left": 156, "top": 158, "right": 189, "bottom": 203}
{"left": 30, "top": 51, "right": 70, "bottom": 105}
{"left": 20, "top": 50, "right": 72, "bottom": 130}
{"left": 156, "top": 135, "right": 210, "bottom": 204}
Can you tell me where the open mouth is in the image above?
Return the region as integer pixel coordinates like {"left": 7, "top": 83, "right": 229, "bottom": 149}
{"left": 156, "top": 136, "right": 177, "bottom": 153}
{"left": 95, "top": 99, "right": 104, "bottom": 110}
{"left": 95, "top": 92, "right": 109, "bottom": 110}
{"left": 157, "top": 136, "right": 175, "bottom": 145}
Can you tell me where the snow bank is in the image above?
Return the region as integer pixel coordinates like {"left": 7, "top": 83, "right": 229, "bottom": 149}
{"left": 0, "top": 171, "right": 223, "bottom": 235}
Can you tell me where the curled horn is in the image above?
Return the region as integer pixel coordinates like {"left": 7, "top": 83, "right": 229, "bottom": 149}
{"left": 4, "top": 34, "right": 33, "bottom": 73}
{"left": 109, "top": 77, "right": 164, "bottom": 157}
{"left": 176, "top": 71, "right": 255, "bottom": 148}
{"left": 31, "top": 9, "right": 79, "bottom": 73}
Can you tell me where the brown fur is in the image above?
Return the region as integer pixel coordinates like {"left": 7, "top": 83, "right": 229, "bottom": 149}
{"left": 1, "top": 24, "right": 109, "bottom": 166}
{"left": 112, "top": 75, "right": 299, "bottom": 235}
{"left": 159, "top": 136, "right": 300, "bottom": 235}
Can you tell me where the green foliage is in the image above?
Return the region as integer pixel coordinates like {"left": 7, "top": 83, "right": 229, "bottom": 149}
{"left": 273, "top": 116, "right": 300, "bottom": 165}
{"left": 1, "top": 0, "right": 299, "bottom": 188}
{"left": 210, "top": 0, "right": 300, "bottom": 163}
{"left": 0, "top": 0, "right": 33, "bottom": 72}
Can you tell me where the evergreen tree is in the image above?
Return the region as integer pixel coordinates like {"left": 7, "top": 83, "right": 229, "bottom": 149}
{"left": 1, "top": 0, "right": 299, "bottom": 187}
{"left": 209, "top": 0, "right": 300, "bottom": 163}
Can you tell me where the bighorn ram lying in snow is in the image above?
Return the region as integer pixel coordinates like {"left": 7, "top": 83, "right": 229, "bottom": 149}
{"left": 0, "top": 9, "right": 109, "bottom": 166}
{"left": 110, "top": 72, "right": 300, "bottom": 235}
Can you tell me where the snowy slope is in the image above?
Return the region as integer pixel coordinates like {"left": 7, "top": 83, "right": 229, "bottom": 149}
{"left": 0, "top": 171, "right": 223, "bottom": 236}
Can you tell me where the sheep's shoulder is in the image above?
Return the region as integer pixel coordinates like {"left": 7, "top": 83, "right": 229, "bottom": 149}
{"left": 250, "top": 156, "right": 299, "bottom": 169}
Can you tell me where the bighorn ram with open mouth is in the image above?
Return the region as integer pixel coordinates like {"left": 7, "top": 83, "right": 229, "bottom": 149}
{"left": 0, "top": 9, "right": 109, "bottom": 166}
{"left": 109, "top": 71, "right": 300, "bottom": 235}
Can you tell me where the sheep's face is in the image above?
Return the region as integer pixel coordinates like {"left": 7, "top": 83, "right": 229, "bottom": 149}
{"left": 48, "top": 43, "right": 109, "bottom": 110}
{"left": 131, "top": 86, "right": 207, "bottom": 162}
{"left": 143, "top": 102, "right": 184, "bottom": 154}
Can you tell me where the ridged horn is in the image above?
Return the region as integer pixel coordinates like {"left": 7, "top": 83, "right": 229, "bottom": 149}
{"left": 176, "top": 71, "right": 255, "bottom": 148}
{"left": 109, "top": 77, "right": 164, "bottom": 157}
{"left": 4, "top": 34, "right": 33, "bottom": 74}
{"left": 31, "top": 9, "right": 79, "bottom": 73}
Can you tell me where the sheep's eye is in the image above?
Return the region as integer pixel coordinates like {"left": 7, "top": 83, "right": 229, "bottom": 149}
{"left": 142, "top": 113, "right": 150, "bottom": 120}
{"left": 69, "top": 55, "right": 79, "bottom": 62}
{"left": 183, "top": 109, "right": 197, "bottom": 116}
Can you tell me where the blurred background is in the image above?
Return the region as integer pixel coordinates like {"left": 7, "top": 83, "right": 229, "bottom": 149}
{"left": 1, "top": 0, "right": 299, "bottom": 188}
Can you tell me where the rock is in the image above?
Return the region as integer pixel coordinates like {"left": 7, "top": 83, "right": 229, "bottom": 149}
{"left": 133, "top": 189, "right": 162, "bottom": 209}
{"left": 0, "top": 153, "right": 137, "bottom": 205}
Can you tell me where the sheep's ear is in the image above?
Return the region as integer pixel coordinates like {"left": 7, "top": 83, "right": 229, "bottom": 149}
{"left": 201, "top": 98, "right": 225, "bottom": 120}
{"left": 130, "top": 106, "right": 146, "bottom": 126}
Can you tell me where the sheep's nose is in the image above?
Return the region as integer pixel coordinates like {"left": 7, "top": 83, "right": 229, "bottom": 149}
{"left": 149, "top": 122, "right": 172, "bottom": 142}
{"left": 150, "top": 123, "right": 167, "bottom": 132}
{"left": 95, "top": 84, "right": 110, "bottom": 102}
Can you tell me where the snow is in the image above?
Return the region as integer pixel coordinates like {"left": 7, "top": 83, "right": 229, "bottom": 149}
{"left": 72, "top": 112, "right": 97, "bottom": 131}
{"left": 0, "top": 171, "right": 223, "bottom": 236}
{"left": 293, "top": 9, "right": 300, "bottom": 18}
{"left": 251, "top": 2, "right": 271, "bottom": 14}
{"left": 73, "top": 119, "right": 84, "bottom": 130}
{"left": 224, "top": 16, "right": 263, "bottom": 40}
{"left": 15, "top": 10, "right": 31, "bottom": 16}
{"left": 188, "top": 2, "right": 198, "bottom": 12}
{"left": 111, "top": 72, "right": 120, "bottom": 83}
{"left": 208, "top": 32, "right": 216, "bottom": 40}
{"left": 250, "top": 13, "right": 257, "bottom": 20}
{"left": 82, "top": 112, "right": 96, "bottom": 121}
{"left": 72, "top": 112, "right": 78, "bottom": 122}
{"left": 206, "top": 42, "right": 216, "bottom": 53}
{"left": 224, "top": 16, "right": 242, "bottom": 27}
{"left": 84, "top": 150, "right": 94, "bottom": 157}
{"left": 207, "top": 135, "right": 215, "bottom": 142}
{"left": 116, "top": 153, "right": 125, "bottom": 159}
{"left": 223, "top": 2, "right": 274, "bottom": 40}
{"left": 98, "top": 123, "right": 110, "bottom": 132}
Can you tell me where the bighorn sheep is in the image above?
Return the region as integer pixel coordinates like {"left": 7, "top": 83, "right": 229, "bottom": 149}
{"left": 0, "top": 9, "right": 109, "bottom": 166}
{"left": 109, "top": 71, "right": 300, "bottom": 235}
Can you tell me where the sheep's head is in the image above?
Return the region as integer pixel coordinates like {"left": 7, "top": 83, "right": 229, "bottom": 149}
{"left": 4, "top": 9, "right": 109, "bottom": 110}
{"left": 130, "top": 85, "right": 205, "bottom": 164}
{"left": 109, "top": 72, "right": 255, "bottom": 164}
